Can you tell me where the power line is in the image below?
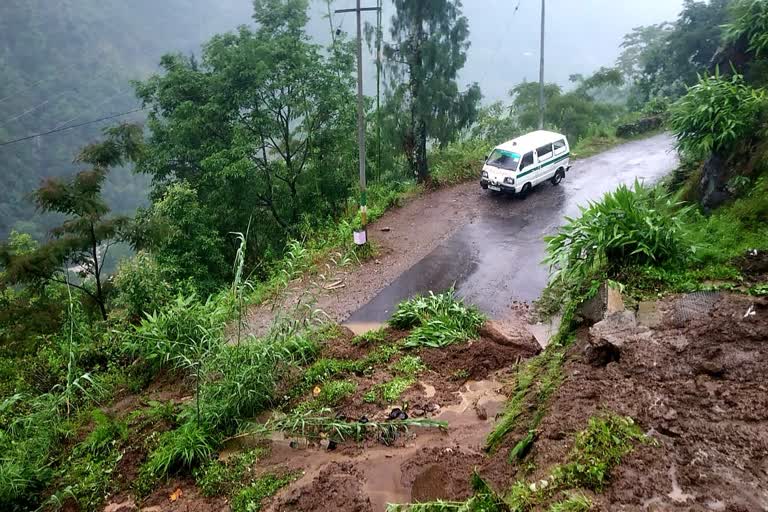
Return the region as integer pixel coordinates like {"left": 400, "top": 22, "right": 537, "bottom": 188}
{"left": 0, "top": 107, "right": 146, "bottom": 148}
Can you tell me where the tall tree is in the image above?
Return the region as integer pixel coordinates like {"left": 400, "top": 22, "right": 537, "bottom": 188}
{"left": 0, "top": 124, "right": 142, "bottom": 320}
{"left": 384, "top": 0, "right": 481, "bottom": 183}
{"left": 135, "top": 0, "right": 357, "bottom": 279}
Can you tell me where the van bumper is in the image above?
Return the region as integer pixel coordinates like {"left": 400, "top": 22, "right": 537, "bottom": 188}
{"left": 480, "top": 179, "right": 516, "bottom": 193}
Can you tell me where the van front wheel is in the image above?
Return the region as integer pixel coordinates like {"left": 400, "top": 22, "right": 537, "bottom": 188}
{"left": 551, "top": 169, "right": 565, "bottom": 186}
{"left": 519, "top": 183, "right": 532, "bottom": 199}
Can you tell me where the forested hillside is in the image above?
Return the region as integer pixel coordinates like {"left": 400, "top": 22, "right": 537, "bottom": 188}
{"left": 1, "top": 0, "right": 767, "bottom": 510}
{"left": 0, "top": 0, "right": 252, "bottom": 240}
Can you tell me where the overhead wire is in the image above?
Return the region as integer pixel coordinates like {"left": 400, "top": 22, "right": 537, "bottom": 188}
{"left": 0, "top": 107, "right": 146, "bottom": 148}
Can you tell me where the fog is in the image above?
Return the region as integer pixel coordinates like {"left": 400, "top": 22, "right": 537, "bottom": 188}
{"left": 308, "top": 0, "right": 684, "bottom": 101}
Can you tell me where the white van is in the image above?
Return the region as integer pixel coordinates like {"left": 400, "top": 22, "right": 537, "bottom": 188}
{"left": 480, "top": 130, "right": 571, "bottom": 196}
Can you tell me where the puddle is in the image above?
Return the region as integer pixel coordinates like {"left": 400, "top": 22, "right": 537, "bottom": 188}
{"left": 261, "top": 378, "right": 507, "bottom": 512}
{"left": 344, "top": 321, "right": 385, "bottom": 336}
{"left": 667, "top": 464, "right": 695, "bottom": 503}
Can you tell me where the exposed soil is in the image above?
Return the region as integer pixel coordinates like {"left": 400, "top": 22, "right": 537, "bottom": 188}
{"left": 242, "top": 181, "right": 482, "bottom": 337}
{"left": 734, "top": 249, "right": 768, "bottom": 285}
{"left": 483, "top": 293, "right": 768, "bottom": 511}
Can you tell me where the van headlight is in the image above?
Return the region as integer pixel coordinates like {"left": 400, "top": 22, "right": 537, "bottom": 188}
{"left": 482, "top": 171, "right": 488, "bottom": 178}
{"left": 504, "top": 177, "right": 515, "bottom": 185}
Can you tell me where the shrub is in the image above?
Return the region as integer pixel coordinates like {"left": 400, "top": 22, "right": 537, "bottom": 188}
{"left": 431, "top": 139, "right": 487, "bottom": 186}
{"left": 194, "top": 448, "right": 267, "bottom": 497}
{"left": 139, "top": 422, "right": 215, "bottom": 486}
{"left": 390, "top": 291, "right": 485, "bottom": 348}
{"left": 545, "top": 181, "right": 694, "bottom": 297}
{"left": 316, "top": 380, "right": 357, "bottom": 406}
{"left": 668, "top": 72, "right": 766, "bottom": 158}
{"left": 230, "top": 473, "right": 298, "bottom": 512}
{"left": 724, "top": 0, "right": 768, "bottom": 57}
{"left": 111, "top": 251, "right": 172, "bottom": 321}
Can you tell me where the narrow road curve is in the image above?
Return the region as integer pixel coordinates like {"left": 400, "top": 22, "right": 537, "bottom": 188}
{"left": 346, "top": 133, "right": 679, "bottom": 326}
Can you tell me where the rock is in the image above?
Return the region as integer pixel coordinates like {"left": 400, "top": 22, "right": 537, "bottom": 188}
{"left": 479, "top": 320, "right": 541, "bottom": 354}
{"left": 380, "top": 227, "right": 391, "bottom": 232}
{"left": 411, "top": 408, "right": 425, "bottom": 417}
{"left": 698, "top": 361, "right": 726, "bottom": 378}
{"left": 586, "top": 310, "right": 640, "bottom": 367}
{"left": 475, "top": 405, "right": 488, "bottom": 421}
{"left": 425, "top": 403, "right": 441, "bottom": 413}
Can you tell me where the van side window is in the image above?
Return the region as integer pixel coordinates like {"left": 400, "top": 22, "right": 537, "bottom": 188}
{"left": 520, "top": 152, "right": 534, "bottom": 170}
{"left": 537, "top": 144, "right": 553, "bottom": 161}
{"left": 554, "top": 140, "right": 566, "bottom": 156}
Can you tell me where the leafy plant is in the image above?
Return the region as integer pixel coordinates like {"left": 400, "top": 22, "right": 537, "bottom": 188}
{"left": 544, "top": 181, "right": 694, "bottom": 307}
{"left": 230, "top": 472, "right": 299, "bottom": 512}
{"left": 724, "top": 0, "right": 768, "bottom": 57}
{"left": 668, "top": 72, "right": 766, "bottom": 158}
{"left": 138, "top": 422, "right": 216, "bottom": 491}
{"left": 390, "top": 291, "right": 485, "bottom": 349}
{"left": 194, "top": 448, "right": 268, "bottom": 497}
{"left": 316, "top": 380, "right": 357, "bottom": 406}
{"left": 392, "top": 355, "right": 427, "bottom": 376}
{"left": 363, "top": 377, "right": 414, "bottom": 404}
{"left": 352, "top": 327, "right": 387, "bottom": 346}
{"left": 548, "top": 493, "right": 592, "bottom": 512}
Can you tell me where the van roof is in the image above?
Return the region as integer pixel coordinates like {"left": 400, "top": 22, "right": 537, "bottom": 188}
{"left": 496, "top": 130, "right": 566, "bottom": 152}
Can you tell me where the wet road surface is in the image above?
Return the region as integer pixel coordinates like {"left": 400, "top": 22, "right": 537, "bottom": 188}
{"left": 345, "top": 133, "right": 679, "bottom": 324}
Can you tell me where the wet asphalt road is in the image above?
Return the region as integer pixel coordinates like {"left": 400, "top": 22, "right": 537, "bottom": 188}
{"left": 346, "top": 133, "right": 680, "bottom": 324}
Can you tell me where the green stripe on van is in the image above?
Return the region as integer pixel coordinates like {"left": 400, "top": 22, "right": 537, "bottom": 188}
{"left": 517, "top": 152, "right": 570, "bottom": 179}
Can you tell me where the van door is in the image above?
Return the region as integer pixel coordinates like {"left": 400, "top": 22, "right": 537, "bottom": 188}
{"left": 535, "top": 143, "right": 555, "bottom": 183}
{"left": 517, "top": 151, "right": 536, "bottom": 185}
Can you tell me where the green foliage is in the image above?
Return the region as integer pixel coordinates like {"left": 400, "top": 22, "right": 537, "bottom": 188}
{"left": 547, "top": 494, "right": 592, "bottom": 512}
{"left": 555, "top": 415, "right": 647, "bottom": 491}
{"left": 391, "top": 355, "right": 426, "bottom": 377}
{"left": 363, "top": 376, "right": 414, "bottom": 404}
{"left": 390, "top": 290, "right": 485, "bottom": 349}
{"left": 111, "top": 250, "right": 173, "bottom": 320}
{"left": 80, "top": 410, "right": 128, "bottom": 456}
{"left": 431, "top": 139, "right": 488, "bottom": 186}
{"left": 352, "top": 327, "right": 387, "bottom": 346}
{"left": 724, "top": 0, "right": 768, "bottom": 56}
{"left": 388, "top": 472, "right": 506, "bottom": 511}
{"left": 194, "top": 448, "right": 267, "bottom": 497}
{"left": 247, "top": 409, "right": 446, "bottom": 443}
{"left": 138, "top": 422, "right": 215, "bottom": 491}
{"left": 316, "top": 380, "right": 357, "bottom": 406}
{"left": 230, "top": 472, "right": 299, "bottom": 512}
{"left": 384, "top": 0, "right": 481, "bottom": 182}
{"left": 122, "top": 292, "right": 228, "bottom": 376}
{"left": 545, "top": 182, "right": 694, "bottom": 304}
{"left": 669, "top": 72, "right": 766, "bottom": 158}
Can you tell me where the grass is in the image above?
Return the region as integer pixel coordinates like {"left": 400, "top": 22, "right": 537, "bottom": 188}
{"left": 351, "top": 327, "right": 387, "bottom": 346}
{"left": 391, "top": 355, "right": 427, "bottom": 376}
{"left": 547, "top": 493, "right": 592, "bottom": 512}
{"left": 390, "top": 291, "right": 485, "bottom": 349}
{"left": 230, "top": 471, "right": 300, "bottom": 512}
{"left": 316, "top": 380, "right": 357, "bottom": 406}
{"left": 194, "top": 448, "right": 269, "bottom": 497}
{"left": 363, "top": 376, "right": 415, "bottom": 404}
{"left": 242, "top": 409, "right": 446, "bottom": 443}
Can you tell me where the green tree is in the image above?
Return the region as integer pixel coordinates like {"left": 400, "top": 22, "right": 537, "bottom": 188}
{"left": 0, "top": 124, "right": 142, "bottom": 320}
{"left": 135, "top": 0, "right": 356, "bottom": 280}
{"left": 384, "top": 0, "right": 481, "bottom": 183}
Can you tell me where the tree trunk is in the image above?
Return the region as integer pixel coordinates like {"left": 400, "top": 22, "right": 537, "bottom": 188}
{"left": 90, "top": 224, "right": 107, "bottom": 321}
{"left": 410, "top": 9, "right": 429, "bottom": 184}
{"left": 416, "top": 118, "right": 429, "bottom": 184}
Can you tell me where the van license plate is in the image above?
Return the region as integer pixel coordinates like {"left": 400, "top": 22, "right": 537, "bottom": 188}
{"left": 489, "top": 185, "right": 501, "bottom": 191}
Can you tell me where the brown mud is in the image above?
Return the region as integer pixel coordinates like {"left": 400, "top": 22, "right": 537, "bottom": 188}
{"left": 484, "top": 293, "right": 768, "bottom": 511}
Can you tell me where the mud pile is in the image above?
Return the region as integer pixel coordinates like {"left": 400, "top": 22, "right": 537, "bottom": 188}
{"left": 515, "top": 293, "right": 768, "bottom": 510}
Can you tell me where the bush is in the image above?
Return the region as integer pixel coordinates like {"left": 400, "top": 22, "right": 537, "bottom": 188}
{"left": 139, "top": 422, "right": 215, "bottom": 487}
{"left": 724, "top": 0, "right": 768, "bottom": 57}
{"left": 545, "top": 181, "right": 695, "bottom": 296}
{"left": 669, "top": 72, "right": 766, "bottom": 158}
{"left": 389, "top": 290, "right": 485, "bottom": 348}
{"left": 431, "top": 139, "right": 487, "bottom": 186}
{"left": 111, "top": 251, "right": 172, "bottom": 321}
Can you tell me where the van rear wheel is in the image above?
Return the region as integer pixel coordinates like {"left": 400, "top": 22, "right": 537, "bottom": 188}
{"left": 551, "top": 169, "right": 564, "bottom": 186}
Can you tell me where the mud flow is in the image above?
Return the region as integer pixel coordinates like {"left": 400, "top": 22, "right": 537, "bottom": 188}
{"left": 249, "top": 326, "right": 539, "bottom": 512}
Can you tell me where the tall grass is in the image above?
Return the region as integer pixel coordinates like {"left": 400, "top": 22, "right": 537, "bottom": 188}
{"left": 389, "top": 290, "right": 485, "bottom": 348}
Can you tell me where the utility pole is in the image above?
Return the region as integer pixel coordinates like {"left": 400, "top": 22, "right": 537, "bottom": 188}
{"left": 336, "top": 1, "right": 380, "bottom": 245}
{"left": 538, "top": 0, "right": 546, "bottom": 130}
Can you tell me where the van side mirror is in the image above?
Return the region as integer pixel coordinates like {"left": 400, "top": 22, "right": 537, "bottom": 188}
{"left": 484, "top": 155, "right": 488, "bottom": 161}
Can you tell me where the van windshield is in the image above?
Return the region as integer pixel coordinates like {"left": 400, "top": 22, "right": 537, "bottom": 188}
{"left": 486, "top": 149, "right": 521, "bottom": 171}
